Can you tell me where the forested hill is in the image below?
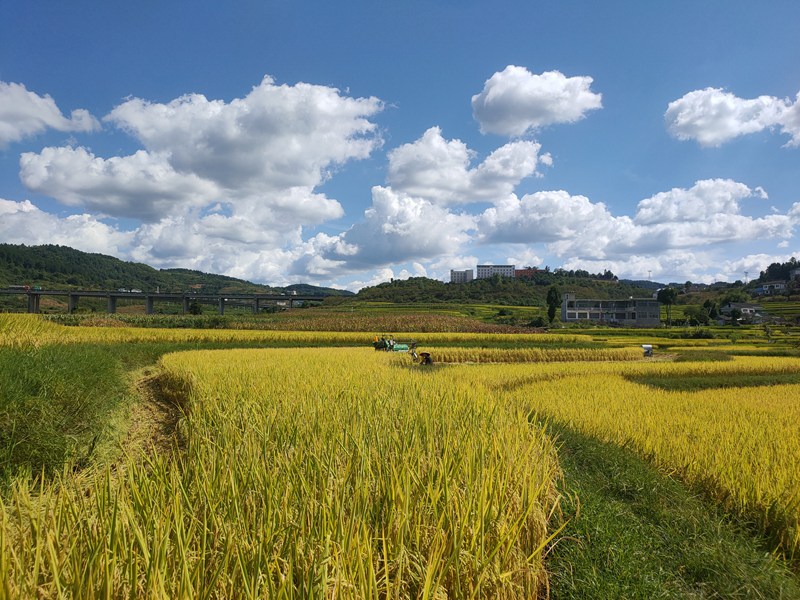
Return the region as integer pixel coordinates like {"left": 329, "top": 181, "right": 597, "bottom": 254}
{"left": 353, "top": 274, "right": 655, "bottom": 306}
{"left": 0, "top": 244, "right": 351, "bottom": 296}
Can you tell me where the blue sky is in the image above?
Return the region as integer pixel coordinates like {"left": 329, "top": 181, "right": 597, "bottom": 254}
{"left": 2, "top": 1, "right": 799, "bottom": 290}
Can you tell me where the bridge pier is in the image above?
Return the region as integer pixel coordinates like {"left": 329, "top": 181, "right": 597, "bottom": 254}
{"left": 107, "top": 296, "right": 117, "bottom": 314}
{"left": 218, "top": 298, "right": 225, "bottom": 315}
{"left": 27, "top": 294, "right": 40, "bottom": 313}
{"left": 146, "top": 296, "right": 155, "bottom": 314}
{"left": 68, "top": 294, "right": 79, "bottom": 314}
{"left": 253, "top": 298, "right": 260, "bottom": 314}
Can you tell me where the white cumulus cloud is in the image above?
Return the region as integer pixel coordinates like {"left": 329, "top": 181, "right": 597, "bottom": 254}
{"left": 297, "top": 186, "right": 477, "bottom": 274}
{"left": 712, "top": 252, "right": 800, "bottom": 283}
{"left": 127, "top": 216, "right": 304, "bottom": 283}
{"left": 0, "top": 198, "right": 131, "bottom": 254}
{"left": 562, "top": 251, "right": 717, "bottom": 283}
{"left": 16, "top": 75, "right": 382, "bottom": 254}
{"left": 479, "top": 190, "right": 617, "bottom": 245}
{"left": 386, "top": 127, "right": 548, "bottom": 204}
{"left": 506, "top": 249, "right": 544, "bottom": 269}
{"left": 665, "top": 87, "right": 800, "bottom": 147}
{"left": 634, "top": 179, "right": 755, "bottom": 224}
{"left": 471, "top": 66, "right": 602, "bottom": 136}
{"left": 105, "top": 76, "right": 383, "bottom": 194}
{"left": 475, "top": 180, "right": 797, "bottom": 264}
{"left": 0, "top": 81, "right": 99, "bottom": 148}
{"left": 19, "top": 147, "right": 220, "bottom": 221}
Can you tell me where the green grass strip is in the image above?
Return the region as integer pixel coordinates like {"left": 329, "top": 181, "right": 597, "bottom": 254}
{"left": 546, "top": 424, "right": 800, "bottom": 599}
{"left": 627, "top": 372, "right": 800, "bottom": 392}
{"left": 0, "top": 344, "right": 127, "bottom": 481}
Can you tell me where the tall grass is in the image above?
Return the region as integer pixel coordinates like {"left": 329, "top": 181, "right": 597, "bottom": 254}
{"left": 0, "top": 344, "right": 127, "bottom": 481}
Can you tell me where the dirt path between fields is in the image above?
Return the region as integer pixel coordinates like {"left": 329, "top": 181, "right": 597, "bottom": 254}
{"left": 124, "top": 368, "right": 185, "bottom": 459}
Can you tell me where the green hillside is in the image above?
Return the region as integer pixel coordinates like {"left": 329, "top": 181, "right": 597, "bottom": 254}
{"left": 349, "top": 274, "right": 654, "bottom": 306}
{"left": 0, "top": 244, "right": 350, "bottom": 296}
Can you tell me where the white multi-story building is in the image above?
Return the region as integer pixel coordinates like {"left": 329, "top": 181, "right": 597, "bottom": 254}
{"left": 476, "top": 264, "right": 515, "bottom": 279}
{"left": 561, "top": 293, "right": 661, "bottom": 327}
{"left": 450, "top": 269, "right": 474, "bottom": 284}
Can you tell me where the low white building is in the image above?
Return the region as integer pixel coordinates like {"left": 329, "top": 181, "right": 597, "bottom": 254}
{"left": 450, "top": 269, "right": 474, "bottom": 284}
{"left": 476, "top": 264, "right": 515, "bottom": 279}
{"left": 561, "top": 293, "right": 661, "bottom": 327}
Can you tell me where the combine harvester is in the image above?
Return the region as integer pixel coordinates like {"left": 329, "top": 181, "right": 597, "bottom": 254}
{"left": 372, "top": 336, "right": 432, "bottom": 364}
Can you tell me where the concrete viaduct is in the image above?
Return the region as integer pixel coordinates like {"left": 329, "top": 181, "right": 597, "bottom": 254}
{"left": 0, "top": 289, "right": 323, "bottom": 315}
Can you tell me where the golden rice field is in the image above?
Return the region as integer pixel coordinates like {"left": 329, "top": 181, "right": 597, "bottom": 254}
{"left": 415, "top": 346, "right": 642, "bottom": 364}
{"left": 478, "top": 358, "right": 800, "bottom": 556}
{"left": 1, "top": 347, "right": 562, "bottom": 598}
{"left": 2, "top": 313, "right": 800, "bottom": 596}
{"left": 0, "top": 313, "right": 593, "bottom": 348}
{"left": 44, "top": 311, "right": 537, "bottom": 334}
{"left": 222, "top": 312, "right": 527, "bottom": 333}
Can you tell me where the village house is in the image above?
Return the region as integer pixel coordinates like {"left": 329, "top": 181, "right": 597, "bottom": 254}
{"left": 753, "top": 281, "right": 787, "bottom": 296}
{"left": 718, "top": 302, "right": 764, "bottom": 325}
